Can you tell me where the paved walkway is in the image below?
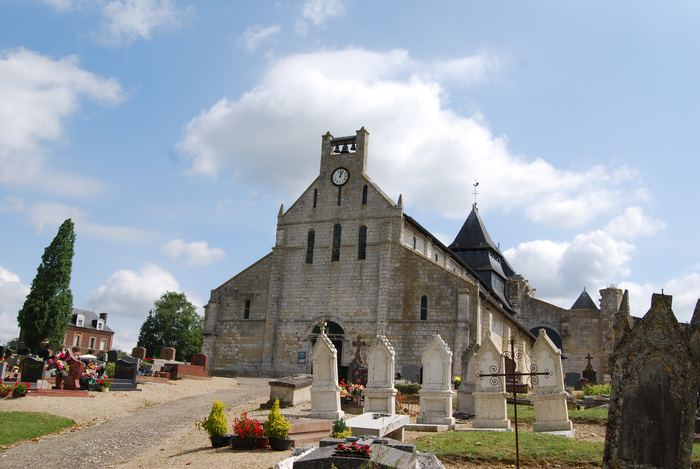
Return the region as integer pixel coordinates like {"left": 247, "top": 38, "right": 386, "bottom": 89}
{"left": 0, "top": 378, "right": 271, "bottom": 469}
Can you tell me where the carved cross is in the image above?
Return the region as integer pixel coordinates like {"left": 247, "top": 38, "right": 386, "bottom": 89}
{"left": 352, "top": 335, "right": 367, "bottom": 367}
{"left": 318, "top": 319, "right": 327, "bottom": 335}
{"left": 585, "top": 353, "right": 594, "bottom": 368}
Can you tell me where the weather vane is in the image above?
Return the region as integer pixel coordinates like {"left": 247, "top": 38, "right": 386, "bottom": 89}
{"left": 473, "top": 180, "right": 479, "bottom": 206}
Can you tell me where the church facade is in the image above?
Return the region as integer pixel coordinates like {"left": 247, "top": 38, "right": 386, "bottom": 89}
{"left": 201, "top": 128, "right": 540, "bottom": 379}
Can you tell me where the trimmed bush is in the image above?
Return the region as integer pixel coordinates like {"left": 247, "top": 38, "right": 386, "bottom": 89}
{"left": 264, "top": 399, "right": 291, "bottom": 439}
{"left": 197, "top": 399, "right": 228, "bottom": 437}
{"left": 395, "top": 383, "right": 421, "bottom": 395}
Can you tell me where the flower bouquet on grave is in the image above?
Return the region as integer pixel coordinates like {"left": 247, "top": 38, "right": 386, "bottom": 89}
{"left": 0, "top": 383, "right": 13, "bottom": 397}
{"left": 339, "top": 379, "right": 351, "bottom": 402}
{"left": 334, "top": 442, "right": 372, "bottom": 459}
{"left": 12, "top": 382, "right": 30, "bottom": 397}
{"left": 97, "top": 378, "right": 114, "bottom": 391}
{"left": 231, "top": 412, "right": 264, "bottom": 450}
{"left": 46, "top": 353, "right": 70, "bottom": 378}
{"left": 139, "top": 357, "right": 154, "bottom": 371}
{"left": 81, "top": 363, "right": 100, "bottom": 387}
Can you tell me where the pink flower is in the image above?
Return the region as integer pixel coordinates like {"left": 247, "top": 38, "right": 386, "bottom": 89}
{"left": 59, "top": 353, "right": 65, "bottom": 359}
{"left": 363, "top": 444, "right": 370, "bottom": 451}
{"left": 58, "top": 365, "right": 63, "bottom": 370}
{"left": 336, "top": 443, "right": 345, "bottom": 450}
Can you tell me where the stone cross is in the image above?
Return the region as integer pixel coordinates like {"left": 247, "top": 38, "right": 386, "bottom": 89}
{"left": 352, "top": 335, "right": 367, "bottom": 367}
{"left": 585, "top": 353, "right": 593, "bottom": 367}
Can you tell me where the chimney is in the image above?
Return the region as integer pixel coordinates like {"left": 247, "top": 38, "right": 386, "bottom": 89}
{"left": 99, "top": 313, "right": 108, "bottom": 322}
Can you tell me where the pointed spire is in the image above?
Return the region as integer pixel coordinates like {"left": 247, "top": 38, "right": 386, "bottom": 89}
{"left": 571, "top": 288, "right": 599, "bottom": 310}
{"left": 613, "top": 290, "right": 631, "bottom": 349}
{"left": 449, "top": 204, "right": 499, "bottom": 252}
{"left": 397, "top": 194, "right": 403, "bottom": 208}
{"left": 690, "top": 300, "right": 700, "bottom": 335}
{"left": 278, "top": 204, "right": 285, "bottom": 217}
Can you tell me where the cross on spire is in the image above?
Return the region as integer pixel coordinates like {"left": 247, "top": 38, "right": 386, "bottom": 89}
{"left": 473, "top": 180, "right": 479, "bottom": 206}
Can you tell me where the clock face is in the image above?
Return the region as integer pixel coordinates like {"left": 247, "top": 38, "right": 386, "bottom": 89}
{"left": 331, "top": 167, "right": 349, "bottom": 186}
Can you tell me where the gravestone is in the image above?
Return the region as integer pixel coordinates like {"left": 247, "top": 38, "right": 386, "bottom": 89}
{"left": 582, "top": 353, "right": 597, "bottom": 384}
{"left": 131, "top": 347, "right": 146, "bottom": 360}
{"left": 37, "top": 349, "right": 50, "bottom": 361}
{"left": 603, "top": 292, "right": 700, "bottom": 469}
{"left": 417, "top": 334, "right": 455, "bottom": 427}
{"left": 530, "top": 329, "right": 573, "bottom": 433}
{"left": 6, "top": 355, "right": 16, "bottom": 370}
{"left": 107, "top": 350, "right": 119, "bottom": 363}
{"left": 159, "top": 347, "right": 176, "bottom": 361}
{"left": 96, "top": 352, "right": 107, "bottom": 361}
{"left": 190, "top": 353, "right": 208, "bottom": 369}
{"left": 472, "top": 332, "right": 510, "bottom": 429}
{"left": 0, "top": 361, "right": 5, "bottom": 381}
{"left": 58, "top": 350, "right": 84, "bottom": 390}
{"left": 401, "top": 364, "right": 421, "bottom": 384}
{"left": 309, "top": 321, "right": 344, "bottom": 420}
{"left": 456, "top": 342, "right": 479, "bottom": 417}
{"left": 564, "top": 372, "right": 581, "bottom": 387}
{"left": 0, "top": 345, "right": 4, "bottom": 359}
{"left": 17, "top": 348, "right": 30, "bottom": 356}
{"left": 112, "top": 355, "right": 140, "bottom": 391}
{"left": 363, "top": 335, "right": 397, "bottom": 414}
{"left": 20, "top": 356, "right": 46, "bottom": 384}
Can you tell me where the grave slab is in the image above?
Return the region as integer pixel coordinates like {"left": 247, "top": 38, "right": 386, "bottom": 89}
{"left": 263, "top": 375, "right": 313, "bottom": 409}
{"left": 345, "top": 413, "right": 410, "bottom": 439}
{"left": 294, "top": 437, "right": 417, "bottom": 469}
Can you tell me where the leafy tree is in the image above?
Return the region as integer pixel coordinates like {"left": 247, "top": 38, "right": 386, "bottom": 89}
{"left": 17, "top": 219, "right": 76, "bottom": 351}
{"left": 5, "top": 337, "right": 19, "bottom": 352}
{"left": 137, "top": 292, "right": 203, "bottom": 361}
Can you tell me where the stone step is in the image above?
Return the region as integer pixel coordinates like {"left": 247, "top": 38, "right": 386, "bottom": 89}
{"left": 288, "top": 418, "right": 333, "bottom": 445}
{"left": 28, "top": 389, "right": 92, "bottom": 397}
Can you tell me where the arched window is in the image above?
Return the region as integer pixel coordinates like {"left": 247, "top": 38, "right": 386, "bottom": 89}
{"left": 332, "top": 224, "right": 341, "bottom": 261}
{"left": 358, "top": 226, "right": 367, "bottom": 260}
{"left": 420, "top": 296, "right": 428, "bottom": 320}
{"left": 313, "top": 189, "right": 318, "bottom": 208}
{"left": 244, "top": 300, "right": 250, "bottom": 319}
{"left": 306, "top": 230, "right": 315, "bottom": 264}
{"left": 362, "top": 185, "right": 368, "bottom": 205}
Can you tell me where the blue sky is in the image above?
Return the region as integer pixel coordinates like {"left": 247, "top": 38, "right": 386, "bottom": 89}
{"left": 1, "top": 0, "right": 699, "bottom": 350}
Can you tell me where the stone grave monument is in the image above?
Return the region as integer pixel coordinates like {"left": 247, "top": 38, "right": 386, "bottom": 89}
{"left": 107, "top": 350, "right": 119, "bottom": 363}
{"left": 400, "top": 364, "right": 421, "bottom": 384}
{"left": 309, "top": 321, "right": 344, "bottom": 420}
{"left": 346, "top": 335, "right": 368, "bottom": 387}
{"left": 417, "top": 334, "right": 455, "bottom": 427}
{"left": 456, "top": 342, "right": 479, "bottom": 417}
{"left": 112, "top": 355, "right": 140, "bottom": 391}
{"left": 131, "top": 347, "right": 146, "bottom": 360}
{"left": 581, "top": 353, "right": 597, "bottom": 384}
{"left": 37, "top": 349, "right": 50, "bottom": 361}
{"left": 530, "top": 329, "right": 573, "bottom": 434}
{"left": 363, "top": 335, "right": 397, "bottom": 414}
{"left": 53, "top": 350, "right": 84, "bottom": 390}
{"left": 472, "top": 332, "right": 510, "bottom": 429}
{"left": 0, "top": 345, "right": 4, "bottom": 360}
{"left": 20, "top": 356, "right": 46, "bottom": 386}
{"left": 603, "top": 292, "right": 700, "bottom": 469}
{"left": 160, "top": 347, "right": 176, "bottom": 361}
{"left": 17, "top": 348, "right": 30, "bottom": 356}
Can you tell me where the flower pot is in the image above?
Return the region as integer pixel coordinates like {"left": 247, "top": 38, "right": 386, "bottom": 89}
{"left": 256, "top": 437, "right": 269, "bottom": 449}
{"left": 230, "top": 437, "right": 257, "bottom": 450}
{"left": 100, "top": 386, "right": 110, "bottom": 392}
{"left": 12, "top": 390, "right": 26, "bottom": 398}
{"left": 269, "top": 438, "right": 294, "bottom": 451}
{"left": 0, "top": 390, "right": 11, "bottom": 397}
{"left": 209, "top": 434, "right": 232, "bottom": 448}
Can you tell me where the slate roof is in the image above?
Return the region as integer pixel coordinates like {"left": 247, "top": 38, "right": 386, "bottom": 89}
{"left": 69, "top": 308, "right": 115, "bottom": 334}
{"left": 570, "top": 289, "right": 599, "bottom": 310}
{"left": 449, "top": 204, "right": 499, "bottom": 252}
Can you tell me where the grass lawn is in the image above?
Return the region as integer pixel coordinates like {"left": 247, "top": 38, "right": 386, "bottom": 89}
{"left": 0, "top": 412, "right": 75, "bottom": 447}
{"left": 506, "top": 403, "right": 608, "bottom": 425}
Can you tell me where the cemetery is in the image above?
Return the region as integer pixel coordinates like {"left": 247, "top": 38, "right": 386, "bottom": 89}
{"left": 2, "top": 294, "right": 700, "bottom": 468}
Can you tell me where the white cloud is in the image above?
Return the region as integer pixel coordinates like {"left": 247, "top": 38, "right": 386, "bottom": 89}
{"left": 161, "top": 239, "right": 225, "bottom": 266}
{"left": 240, "top": 24, "right": 281, "bottom": 51}
{"left": 177, "top": 47, "right": 639, "bottom": 227}
{"left": 604, "top": 206, "right": 665, "bottom": 240}
{"left": 0, "top": 196, "right": 24, "bottom": 212}
{"left": 88, "top": 263, "right": 180, "bottom": 318}
{"left": 0, "top": 48, "right": 123, "bottom": 196}
{"left": 28, "top": 201, "right": 158, "bottom": 243}
{"left": 98, "top": 0, "right": 195, "bottom": 46}
{"left": 0, "top": 266, "right": 30, "bottom": 344}
{"left": 301, "top": 0, "right": 345, "bottom": 25}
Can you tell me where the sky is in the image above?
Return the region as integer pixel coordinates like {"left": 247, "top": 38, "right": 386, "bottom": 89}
{"left": 1, "top": 0, "right": 699, "bottom": 351}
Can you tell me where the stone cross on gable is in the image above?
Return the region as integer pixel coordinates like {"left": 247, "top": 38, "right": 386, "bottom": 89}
{"left": 352, "top": 335, "right": 367, "bottom": 367}
{"left": 318, "top": 319, "right": 327, "bottom": 335}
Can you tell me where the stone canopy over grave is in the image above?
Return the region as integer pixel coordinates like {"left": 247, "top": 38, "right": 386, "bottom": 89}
{"left": 472, "top": 332, "right": 510, "bottom": 430}
{"left": 309, "top": 322, "right": 344, "bottom": 420}
{"left": 417, "top": 334, "right": 455, "bottom": 427}
{"left": 456, "top": 342, "right": 479, "bottom": 416}
{"left": 363, "top": 335, "right": 397, "bottom": 415}
{"left": 603, "top": 292, "right": 700, "bottom": 469}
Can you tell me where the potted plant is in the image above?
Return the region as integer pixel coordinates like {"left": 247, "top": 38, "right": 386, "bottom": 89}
{"left": 0, "top": 384, "right": 13, "bottom": 397}
{"left": 264, "top": 399, "right": 293, "bottom": 451}
{"left": 12, "top": 382, "right": 30, "bottom": 397}
{"left": 231, "top": 411, "right": 263, "bottom": 450}
{"left": 453, "top": 376, "right": 461, "bottom": 390}
{"left": 195, "top": 399, "right": 232, "bottom": 448}
{"left": 97, "top": 378, "right": 114, "bottom": 392}
{"left": 331, "top": 418, "right": 352, "bottom": 439}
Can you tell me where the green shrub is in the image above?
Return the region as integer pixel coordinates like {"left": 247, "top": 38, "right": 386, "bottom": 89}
{"left": 264, "top": 399, "right": 291, "bottom": 439}
{"left": 582, "top": 383, "right": 611, "bottom": 395}
{"left": 105, "top": 362, "right": 115, "bottom": 379}
{"left": 196, "top": 399, "right": 228, "bottom": 437}
{"left": 331, "top": 419, "right": 352, "bottom": 439}
{"left": 395, "top": 383, "right": 421, "bottom": 395}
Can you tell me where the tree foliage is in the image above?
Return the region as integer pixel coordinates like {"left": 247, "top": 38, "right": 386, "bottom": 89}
{"left": 17, "top": 219, "right": 76, "bottom": 352}
{"left": 137, "top": 291, "right": 203, "bottom": 361}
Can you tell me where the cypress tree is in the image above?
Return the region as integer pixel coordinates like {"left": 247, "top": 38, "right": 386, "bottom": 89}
{"left": 17, "top": 218, "right": 76, "bottom": 351}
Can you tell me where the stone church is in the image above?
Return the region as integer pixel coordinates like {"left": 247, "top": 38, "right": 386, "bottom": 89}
{"left": 201, "top": 127, "right": 621, "bottom": 383}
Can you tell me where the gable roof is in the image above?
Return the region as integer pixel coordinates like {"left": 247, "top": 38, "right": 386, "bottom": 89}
{"left": 571, "top": 289, "right": 599, "bottom": 310}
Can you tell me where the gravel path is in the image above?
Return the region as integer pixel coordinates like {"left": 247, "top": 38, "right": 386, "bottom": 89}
{"left": 0, "top": 378, "right": 293, "bottom": 469}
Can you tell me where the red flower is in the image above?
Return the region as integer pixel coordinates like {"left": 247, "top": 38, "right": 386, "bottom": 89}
{"left": 363, "top": 444, "right": 370, "bottom": 451}
{"left": 26, "top": 383, "right": 30, "bottom": 389}
{"left": 336, "top": 443, "right": 346, "bottom": 450}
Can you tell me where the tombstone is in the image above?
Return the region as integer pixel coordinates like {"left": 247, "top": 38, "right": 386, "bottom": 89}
{"left": 0, "top": 345, "right": 4, "bottom": 360}
{"left": 309, "top": 321, "right": 344, "bottom": 420}
{"left": 529, "top": 329, "right": 573, "bottom": 433}
{"left": 6, "top": 355, "right": 16, "bottom": 370}
{"left": 96, "top": 352, "right": 107, "bottom": 362}
{"left": 564, "top": 372, "right": 581, "bottom": 387}
{"left": 417, "top": 334, "right": 455, "bottom": 427}
{"left": 295, "top": 436, "right": 420, "bottom": 469}
{"left": 346, "top": 335, "right": 368, "bottom": 386}
{"left": 53, "top": 350, "right": 84, "bottom": 390}
{"left": 20, "top": 356, "right": 46, "bottom": 384}
{"left": 401, "top": 364, "right": 421, "bottom": 384}
{"left": 112, "top": 355, "right": 140, "bottom": 391}
{"left": 37, "top": 349, "right": 50, "bottom": 361}
{"left": 472, "top": 332, "right": 510, "bottom": 429}
{"left": 131, "top": 347, "right": 147, "bottom": 360}
{"left": 582, "top": 354, "right": 597, "bottom": 384}
{"left": 17, "top": 347, "right": 30, "bottom": 356}
{"left": 0, "top": 361, "right": 5, "bottom": 381}
{"left": 603, "top": 293, "right": 700, "bottom": 469}
{"left": 363, "top": 335, "right": 397, "bottom": 414}
{"left": 190, "top": 353, "right": 208, "bottom": 369}
{"left": 106, "top": 350, "right": 119, "bottom": 363}
{"left": 456, "top": 342, "right": 479, "bottom": 416}
{"left": 159, "top": 347, "right": 176, "bottom": 361}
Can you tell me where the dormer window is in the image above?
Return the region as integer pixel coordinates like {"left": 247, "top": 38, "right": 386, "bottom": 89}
{"left": 97, "top": 320, "right": 104, "bottom": 330}
{"left": 76, "top": 315, "right": 85, "bottom": 327}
